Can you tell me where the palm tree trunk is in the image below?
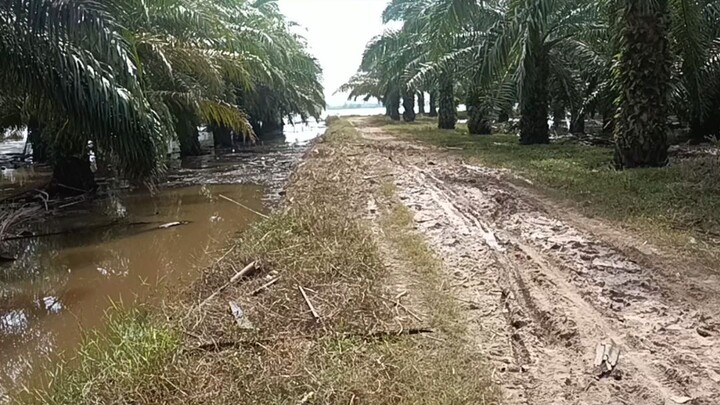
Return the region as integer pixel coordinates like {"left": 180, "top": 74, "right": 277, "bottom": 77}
{"left": 614, "top": 0, "right": 671, "bottom": 168}
{"left": 519, "top": 50, "right": 549, "bottom": 144}
{"left": 552, "top": 102, "right": 564, "bottom": 130}
{"left": 52, "top": 157, "right": 97, "bottom": 193}
{"left": 689, "top": 119, "right": 705, "bottom": 144}
{"left": 689, "top": 105, "right": 720, "bottom": 143}
{"left": 429, "top": 90, "right": 438, "bottom": 117}
{"left": 402, "top": 89, "right": 416, "bottom": 122}
{"left": 467, "top": 88, "right": 491, "bottom": 135}
{"left": 498, "top": 109, "right": 509, "bottom": 123}
{"left": 438, "top": 73, "right": 456, "bottom": 130}
{"left": 417, "top": 92, "right": 426, "bottom": 115}
{"left": 176, "top": 119, "right": 201, "bottom": 156}
{"left": 212, "top": 125, "right": 233, "bottom": 148}
{"left": 388, "top": 90, "right": 401, "bottom": 121}
{"left": 570, "top": 111, "right": 585, "bottom": 134}
{"left": 28, "top": 118, "right": 49, "bottom": 162}
{"left": 261, "top": 118, "right": 284, "bottom": 136}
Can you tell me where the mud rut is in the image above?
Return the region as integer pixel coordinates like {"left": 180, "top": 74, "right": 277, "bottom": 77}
{"left": 352, "top": 121, "right": 720, "bottom": 405}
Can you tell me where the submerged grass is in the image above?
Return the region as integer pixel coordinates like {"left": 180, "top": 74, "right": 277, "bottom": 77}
{"left": 373, "top": 119, "right": 720, "bottom": 260}
{"left": 28, "top": 117, "right": 499, "bottom": 404}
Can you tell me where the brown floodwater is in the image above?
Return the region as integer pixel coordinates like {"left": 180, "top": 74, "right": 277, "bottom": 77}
{"left": 0, "top": 184, "right": 266, "bottom": 400}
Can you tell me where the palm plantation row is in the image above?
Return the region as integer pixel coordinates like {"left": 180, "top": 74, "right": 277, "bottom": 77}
{"left": 0, "top": 0, "right": 324, "bottom": 179}
{"left": 342, "top": 0, "right": 720, "bottom": 168}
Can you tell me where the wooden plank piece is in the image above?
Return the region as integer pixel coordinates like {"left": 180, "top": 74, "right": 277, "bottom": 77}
{"left": 607, "top": 342, "right": 620, "bottom": 368}
{"left": 594, "top": 343, "right": 605, "bottom": 367}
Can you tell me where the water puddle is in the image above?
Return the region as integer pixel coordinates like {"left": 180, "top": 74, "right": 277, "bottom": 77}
{"left": 0, "top": 184, "right": 266, "bottom": 399}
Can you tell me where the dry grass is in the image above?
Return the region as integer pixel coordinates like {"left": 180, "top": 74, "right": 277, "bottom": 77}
{"left": 156, "top": 118, "right": 498, "bottom": 404}
{"left": 378, "top": 184, "right": 460, "bottom": 333}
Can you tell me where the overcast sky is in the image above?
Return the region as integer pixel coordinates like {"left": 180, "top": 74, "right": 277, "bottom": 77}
{"left": 278, "top": 0, "right": 389, "bottom": 106}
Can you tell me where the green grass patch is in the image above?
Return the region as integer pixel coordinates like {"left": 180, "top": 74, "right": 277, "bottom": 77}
{"left": 379, "top": 189, "right": 461, "bottom": 334}
{"left": 375, "top": 181, "right": 499, "bottom": 403}
{"left": 382, "top": 121, "right": 720, "bottom": 258}
{"left": 21, "top": 309, "right": 179, "bottom": 404}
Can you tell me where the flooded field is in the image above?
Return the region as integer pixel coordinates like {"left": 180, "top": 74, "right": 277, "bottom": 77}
{"left": 0, "top": 121, "right": 326, "bottom": 401}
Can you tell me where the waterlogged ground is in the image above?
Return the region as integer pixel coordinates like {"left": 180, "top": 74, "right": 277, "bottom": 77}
{"left": 0, "top": 121, "right": 325, "bottom": 401}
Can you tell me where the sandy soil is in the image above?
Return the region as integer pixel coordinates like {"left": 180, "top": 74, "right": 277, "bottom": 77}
{"left": 350, "top": 117, "right": 720, "bottom": 405}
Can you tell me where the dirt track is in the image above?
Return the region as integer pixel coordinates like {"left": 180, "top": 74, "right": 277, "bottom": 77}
{"left": 350, "top": 117, "right": 720, "bottom": 405}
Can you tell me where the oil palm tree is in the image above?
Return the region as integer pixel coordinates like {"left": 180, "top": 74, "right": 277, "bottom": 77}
{"left": 613, "top": 0, "right": 672, "bottom": 168}
{"left": 340, "top": 29, "right": 416, "bottom": 122}
{"left": 232, "top": 0, "right": 324, "bottom": 135}
{"left": 383, "top": 0, "right": 506, "bottom": 132}
{"left": 468, "top": 0, "right": 603, "bottom": 143}
{"left": 0, "top": 0, "right": 324, "bottom": 175}
{"left": 383, "top": 0, "right": 466, "bottom": 130}
{"left": 115, "top": 0, "right": 323, "bottom": 151}
{"left": 0, "top": 0, "right": 165, "bottom": 178}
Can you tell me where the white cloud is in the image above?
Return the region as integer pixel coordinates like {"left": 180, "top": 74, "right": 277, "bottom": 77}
{"left": 278, "top": 0, "right": 389, "bottom": 106}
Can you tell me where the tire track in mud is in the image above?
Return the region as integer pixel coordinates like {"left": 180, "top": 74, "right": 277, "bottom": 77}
{"left": 352, "top": 121, "right": 720, "bottom": 404}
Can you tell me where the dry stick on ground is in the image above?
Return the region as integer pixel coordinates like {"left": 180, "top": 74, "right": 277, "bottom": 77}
{"left": 299, "top": 286, "right": 321, "bottom": 321}
{"left": 218, "top": 194, "right": 269, "bottom": 219}
{"left": 230, "top": 261, "right": 258, "bottom": 283}
{"left": 198, "top": 261, "right": 257, "bottom": 308}
{"left": 252, "top": 277, "right": 280, "bottom": 296}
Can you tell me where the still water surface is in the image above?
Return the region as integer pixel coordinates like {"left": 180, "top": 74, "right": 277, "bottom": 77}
{"left": 0, "top": 184, "right": 265, "bottom": 399}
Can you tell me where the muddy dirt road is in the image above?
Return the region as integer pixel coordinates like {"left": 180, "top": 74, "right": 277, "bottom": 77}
{"left": 350, "top": 117, "right": 720, "bottom": 405}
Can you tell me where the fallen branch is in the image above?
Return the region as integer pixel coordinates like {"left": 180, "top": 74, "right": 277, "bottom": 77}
{"left": 230, "top": 261, "right": 258, "bottom": 283}
{"left": 57, "top": 183, "right": 89, "bottom": 194}
{"left": 252, "top": 277, "right": 280, "bottom": 296}
{"left": 198, "top": 261, "right": 257, "bottom": 307}
{"left": 218, "top": 194, "right": 269, "bottom": 219}
{"left": 57, "top": 198, "right": 86, "bottom": 209}
{"left": 299, "top": 286, "right": 320, "bottom": 321}
{"left": 361, "top": 327, "right": 434, "bottom": 339}
{"left": 159, "top": 221, "right": 190, "bottom": 229}
{"left": 185, "top": 327, "right": 435, "bottom": 353}
{"left": 34, "top": 189, "right": 50, "bottom": 211}
{"left": 1, "top": 220, "right": 185, "bottom": 241}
